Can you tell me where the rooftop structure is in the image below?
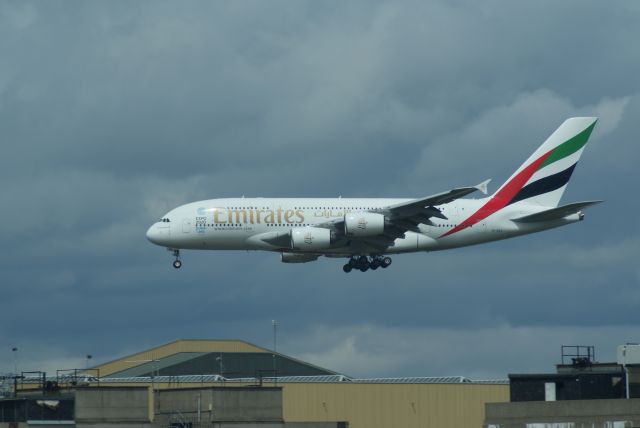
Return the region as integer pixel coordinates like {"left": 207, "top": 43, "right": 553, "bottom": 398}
{"left": 2, "top": 339, "right": 509, "bottom": 428}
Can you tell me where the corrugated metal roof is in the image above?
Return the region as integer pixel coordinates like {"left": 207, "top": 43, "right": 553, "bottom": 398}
{"left": 107, "top": 352, "right": 209, "bottom": 378}
{"left": 230, "top": 375, "right": 351, "bottom": 383}
{"left": 105, "top": 351, "right": 338, "bottom": 379}
{"left": 353, "top": 376, "right": 470, "bottom": 384}
{"left": 93, "top": 340, "right": 270, "bottom": 377}
{"left": 100, "top": 374, "right": 225, "bottom": 383}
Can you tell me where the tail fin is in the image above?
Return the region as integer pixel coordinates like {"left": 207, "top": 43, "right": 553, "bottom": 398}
{"left": 492, "top": 117, "right": 597, "bottom": 207}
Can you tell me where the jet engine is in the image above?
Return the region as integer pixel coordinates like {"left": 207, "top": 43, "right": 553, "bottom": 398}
{"left": 290, "top": 227, "right": 332, "bottom": 250}
{"left": 281, "top": 252, "right": 320, "bottom": 263}
{"left": 344, "top": 213, "right": 385, "bottom": 237}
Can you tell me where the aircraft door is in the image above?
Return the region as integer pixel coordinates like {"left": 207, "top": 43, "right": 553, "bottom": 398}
{"left": 182, "top": 218, "right": 192, "bottom": 233}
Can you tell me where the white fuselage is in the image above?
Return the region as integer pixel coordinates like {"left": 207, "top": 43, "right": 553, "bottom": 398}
{"left": 146, "top": 117, "right": 599, "bottom": 270}
{"left": 146, "top": 197, "right": 579, "bottom": 257}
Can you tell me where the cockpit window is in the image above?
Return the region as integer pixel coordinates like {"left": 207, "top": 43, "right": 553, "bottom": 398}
{"left": 159, "top": 218, "right": 171, "bottom": 223}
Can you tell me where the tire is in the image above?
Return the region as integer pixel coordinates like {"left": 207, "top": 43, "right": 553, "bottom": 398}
{"left": 381, "top": 257, "right": 392, "bottom": 268}
{"left": 343, "top": 264, "right": 352, "bottom": 273}
{"left": 173, "top": 260, "right": 182, "bottom": 269}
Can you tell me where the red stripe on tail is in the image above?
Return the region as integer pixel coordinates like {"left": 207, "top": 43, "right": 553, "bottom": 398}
{"left": 440, "top": 149, "right": 553, "bottom": 238}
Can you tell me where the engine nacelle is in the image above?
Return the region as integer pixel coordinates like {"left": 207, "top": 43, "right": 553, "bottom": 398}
{"left": 344, "top": 212, "right": 385, "bottom": 237}
{"left": 290, "top": 227, "right": 332, "bottom": 250}
{"left": 281, "top": 252, "right": 320, "bottom": 263}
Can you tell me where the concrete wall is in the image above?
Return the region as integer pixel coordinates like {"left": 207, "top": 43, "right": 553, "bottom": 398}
{"left": 283, "top": 424, "right": 345, "bottom": 428}
{"left": 156, "top": 387, "right": 283, "bottom": 422}
{"left": 0, "top": 423, "right": 28, "bottom": 428}
{"left": 485, "top": 398, "right": 640, "bottom": 427}
{"left": 152, "top": 424, "right": 343, "bottom": 428}
{"left": 75, "top": 388, "right": 149, "bottom": 423}
{"left": 0, "top": 424, "right": 55, "bottom": 428}
{"left": 78, "top": 424, "right": 149, "bottom": 428}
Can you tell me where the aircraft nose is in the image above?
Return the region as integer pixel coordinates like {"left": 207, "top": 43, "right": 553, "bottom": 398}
{"left": 146, "top": 224, "right": 158, "bottom": 243}
{"left": 147, "top": 220, "right": 173, "bottom": 246}
{"left": 146, "top": 224, "right": 166, "bottom": 245}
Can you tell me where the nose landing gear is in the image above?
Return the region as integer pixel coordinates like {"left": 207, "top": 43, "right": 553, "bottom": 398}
{"left": 170, "top": 249, "right": 182, "bottom": 269}
{"left": 342, "top": 255, "right": 392, "bottom": 273}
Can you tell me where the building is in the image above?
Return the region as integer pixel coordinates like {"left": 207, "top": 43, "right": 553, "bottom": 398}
{"left": 2, "top": 339, "right": 509, "bottom": 428}
{"left": 0, "top": 385, "right": 345, "bottom": 428}
{"left": 484, "top": 345, "right": 640, "bottom": 427}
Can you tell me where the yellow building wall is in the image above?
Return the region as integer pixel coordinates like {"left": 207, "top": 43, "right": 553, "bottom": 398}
{"left": 282, "top": 383, "right": 509, "bottom": 428}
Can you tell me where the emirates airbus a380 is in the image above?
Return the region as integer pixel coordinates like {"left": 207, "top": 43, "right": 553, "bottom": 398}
{"left": 147, "top": 117, "right": 601, "bottom": 273}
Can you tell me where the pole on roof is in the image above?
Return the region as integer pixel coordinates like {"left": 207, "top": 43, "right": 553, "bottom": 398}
{"left": 272, "top": 320, "right": 279, "bottom": 386}
{"left": 12, "top": 347, "right": 18, "bottom": 375}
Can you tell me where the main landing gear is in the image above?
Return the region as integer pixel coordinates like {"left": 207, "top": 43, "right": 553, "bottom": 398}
{"left": 170, "top": 249, "right": 182, "bottom": 269}
{"left": 342, "top": 255, "right": 392, "bottom": 273}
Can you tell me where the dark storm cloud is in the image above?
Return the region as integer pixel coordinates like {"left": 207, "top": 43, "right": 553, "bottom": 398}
{"left": 1, "top": 0, "right": 639, "bottom": 378}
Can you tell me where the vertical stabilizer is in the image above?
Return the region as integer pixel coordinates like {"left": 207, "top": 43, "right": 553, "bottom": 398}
{"left": 492, "top": 117, "right": 597, "bottom": 207}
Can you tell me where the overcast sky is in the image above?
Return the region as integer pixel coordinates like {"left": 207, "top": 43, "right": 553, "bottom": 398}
{"left": 1, "top": 1, "right": 639, "bottom": 380}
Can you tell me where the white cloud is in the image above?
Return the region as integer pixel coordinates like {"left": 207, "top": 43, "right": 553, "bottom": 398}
{"left": 0, "top": 0, "right": 638, "bottom": 379}
{"left": 0, "top": 2, "right": 37, "bottom": 30}
{"left": 291, "top": 323, "right": 640, "bottom": 379}
{"left": 590, "top": 96, "right": 630, "bottom": 136}
{"left": 409, "top": 90, "right": 632, "bottom": 194}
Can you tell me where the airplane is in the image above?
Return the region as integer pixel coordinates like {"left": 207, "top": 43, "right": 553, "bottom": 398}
{"left": 147, "top": 117, "right": 601, "bottom": 273}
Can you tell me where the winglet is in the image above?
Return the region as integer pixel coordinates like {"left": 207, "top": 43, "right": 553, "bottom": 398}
{"left": 475, "top": 179, "right": 491, "bottom": 195}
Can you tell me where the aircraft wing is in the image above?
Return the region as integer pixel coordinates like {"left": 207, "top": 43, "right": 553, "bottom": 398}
{"left": 319, "top": 179, "right": 491, "bottom": 250}
{"left": 383, "top": 179, "right": 491, "bottom": 218}
{"left": 374, "top": 179, "right": 491, "bottom": 242}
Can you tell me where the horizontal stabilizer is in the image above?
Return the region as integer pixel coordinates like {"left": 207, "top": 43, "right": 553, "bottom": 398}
{"left": 511, "top": 200, "right": 602, "bottom": 223}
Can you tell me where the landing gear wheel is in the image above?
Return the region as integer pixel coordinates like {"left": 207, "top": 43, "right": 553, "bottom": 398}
{"left": 170, "top": 249, "right": 182, "bottom": 269}
{"left": 357, "top": 256, "right": 369, "bottom": 269}
{"left": 345, "top": 255, "right": 386, "bottom": 272}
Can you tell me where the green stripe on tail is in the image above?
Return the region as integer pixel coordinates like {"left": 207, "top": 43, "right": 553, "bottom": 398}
{"left": 539, "top": 121, "right": 597, "bottom": 169}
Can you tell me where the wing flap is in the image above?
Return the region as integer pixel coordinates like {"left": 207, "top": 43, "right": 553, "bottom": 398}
{"left": 511, "top": 200, "right": 602, "bottom": 223}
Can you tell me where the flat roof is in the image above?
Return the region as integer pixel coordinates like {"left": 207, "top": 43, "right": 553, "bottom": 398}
{"left": 98, "top": 374, "right": 509, "bottom": 385}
